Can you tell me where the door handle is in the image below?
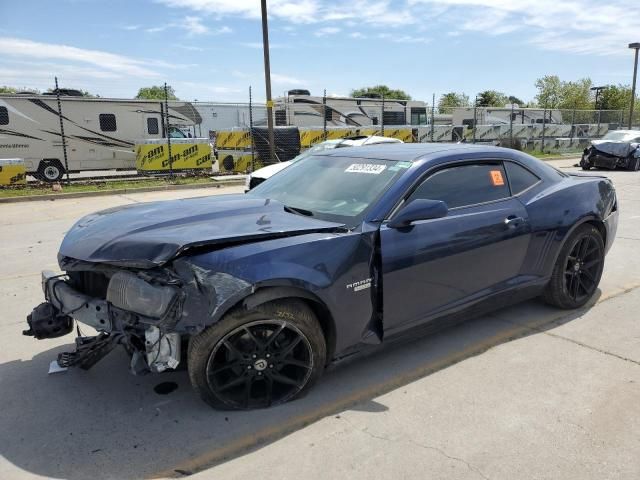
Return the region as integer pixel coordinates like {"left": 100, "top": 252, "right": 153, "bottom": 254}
{"left": 504, "top": 216, "right": 524, "bottom": 228}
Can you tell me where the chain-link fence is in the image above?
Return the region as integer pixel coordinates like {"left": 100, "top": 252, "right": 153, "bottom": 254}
{"left": 1, "top": 81, "right": 640, "bottom": 189}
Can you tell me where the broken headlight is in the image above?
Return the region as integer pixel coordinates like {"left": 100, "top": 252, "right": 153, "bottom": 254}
{"left": 106, "top": 271, "right": 178, "bottom": 319}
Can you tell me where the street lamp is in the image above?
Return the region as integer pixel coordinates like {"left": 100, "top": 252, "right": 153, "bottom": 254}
{"left": 590, "top": 85, "right": 606, "bottom": 133}
{"left": 628, "top": 42, "right": 640, "bottom": 129}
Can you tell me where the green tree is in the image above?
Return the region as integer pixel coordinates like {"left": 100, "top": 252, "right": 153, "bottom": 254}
{"left": 598, "top": 84, "right": 639, "bottom": 110}
{"left": 0, "top": 86, "right": 16, "bottom": 94}
{"left": 350, "top": 85, "right": 411, "bottom": 100}
{"left": 476, "top": 90, "right": 508, "bottom": 107}
{"left": 508, "top": 95, "right": 524, "bottom": 106}
{"left": 136, "top": 85, "right": 179, "bottom": 100}
{"left": 438, "top": 92, "right": 470, "bottom": 110}
{"left": 558, "top": 78, "right": 592, "bottom": 109}
{"left": 534, "top": 75, "right": 563, "bottom": 108}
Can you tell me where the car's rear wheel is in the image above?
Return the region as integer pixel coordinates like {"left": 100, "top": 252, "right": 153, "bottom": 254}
{"left": 542, "top": 224, "right": 605, "bottom": 309}
{"left": 188, "top": 299, "right": 326, "bottom": 409}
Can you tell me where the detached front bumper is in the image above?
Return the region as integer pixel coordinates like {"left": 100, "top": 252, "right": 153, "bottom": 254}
{"left": 24, "top": 270, "right": 182, "bottom": 373}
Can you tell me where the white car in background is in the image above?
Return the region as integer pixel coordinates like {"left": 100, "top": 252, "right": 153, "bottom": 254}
{"left": 245, "top": 135, "right": 403, "bottom": 191}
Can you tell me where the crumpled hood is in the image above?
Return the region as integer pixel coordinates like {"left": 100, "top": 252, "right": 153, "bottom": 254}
{"left": 591, "top": 140, "right": 639, "bottom": 158}
{"left": 59, "top": 194, "right": 344, "bottom": 268}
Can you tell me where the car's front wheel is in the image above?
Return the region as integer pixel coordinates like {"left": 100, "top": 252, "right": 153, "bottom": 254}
{"left": 188, "top": 299, "right": 326, "bottom": 409}
{"left": 580, "top": 151, "right": 593, "bottom": 170}
{"left": 542, "top": 224, "right": 605, "bottom": 309}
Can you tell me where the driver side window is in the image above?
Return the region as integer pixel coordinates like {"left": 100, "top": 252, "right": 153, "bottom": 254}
{"left": 409, "top": 163, "right": 510, "bottom": 209}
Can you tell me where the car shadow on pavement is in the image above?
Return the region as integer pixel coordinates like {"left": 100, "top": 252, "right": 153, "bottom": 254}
{"left": 0, "top": 292, "right": 600, "bottom": 479}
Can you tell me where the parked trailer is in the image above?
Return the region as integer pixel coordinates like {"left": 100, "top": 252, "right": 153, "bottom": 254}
{"left": 274, "top": 91, "right": 429, "bottom": 128}
{"left": 0, "top": 94, "right": 202, "bottom": 181}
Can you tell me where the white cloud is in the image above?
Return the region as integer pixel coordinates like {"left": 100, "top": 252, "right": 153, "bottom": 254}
{"left": 410, "top": 0, "right": 638, "bottom": 56}
{"left": 155, "top": 0, "right": 319, "bottom": 23}
{"left": 271, "top": 73, "right": 305, "bottom": 85}
{"left": 350, "top": 32, "right": 367, "bottom": 39}
{"left": 377, "top": 32, "right": 430, "bottom": 44}
{"left": 183, "top": 15, "right": 210, "bottom": 35}
{"left": 143, "top": 16, "right": 231, "bottom": 36}
{"left": 0, "top": 37, "right": 160, "bottom": 77}
{"left": 314, "top": 27, "right": 341, "bottom": 37}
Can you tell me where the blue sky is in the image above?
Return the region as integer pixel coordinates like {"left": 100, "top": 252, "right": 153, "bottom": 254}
{"left": 0, "top": 0, "right": 637, "bottom": 103}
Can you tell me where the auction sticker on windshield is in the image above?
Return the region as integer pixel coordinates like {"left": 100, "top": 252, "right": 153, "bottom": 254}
{"left": 345, "top": 164, "right": 387, "bottom": 174}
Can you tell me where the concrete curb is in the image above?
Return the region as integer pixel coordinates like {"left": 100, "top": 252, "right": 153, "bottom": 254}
{"left": 0, "top": 180, "right": 245, "bottom": 204}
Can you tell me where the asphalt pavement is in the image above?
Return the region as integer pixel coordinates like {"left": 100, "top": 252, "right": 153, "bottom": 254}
{"left": 0, "top": 160, "right": 638, "bottom": 479}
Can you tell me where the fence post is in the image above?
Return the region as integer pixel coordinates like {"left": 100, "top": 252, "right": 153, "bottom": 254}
{"left": 430, "top": 93, "right": 435, "bottom": 142}
{"left": 323, "top": 89, "right": 327, "bottom": 141}
{"left": 570, "top": 107, "right": 576, "bottom": 146}
{"left": 541, "top": 106, "right": 547, "bottom": 153}
{"left": 509, "top": 103, "right": 514, "bottom": 147}
{"left": 472, "top": 96, "right": 477, "bottom": 144}
{"left": 164, "top": 82, "right": 173, "bottom": 179}
{"left": 54, "top": 77, "right": 71, "bottom": 185}
{"left": 249, "top": 86, "right": 255, "bottom": 172}
{"left": 381, "top": 94, "right": 385, "bottom": 136}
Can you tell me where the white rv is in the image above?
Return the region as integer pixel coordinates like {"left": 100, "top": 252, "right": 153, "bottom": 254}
{"left": 0, "top": 94, "right": 202, "bottom": 180}
{"left": 274, "top": 90, "right": 429, "bottom": 128}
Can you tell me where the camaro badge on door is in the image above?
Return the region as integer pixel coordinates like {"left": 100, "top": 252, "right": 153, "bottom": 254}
{"left": 346, "top": 278, "right": 372, "bottom": 292}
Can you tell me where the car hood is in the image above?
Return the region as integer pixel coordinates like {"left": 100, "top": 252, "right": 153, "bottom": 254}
{"left": 58, "top": 194, "right": 345, "bottom": 268}
{"left": 591, "top": 140, "right": 639, "bottom": 157}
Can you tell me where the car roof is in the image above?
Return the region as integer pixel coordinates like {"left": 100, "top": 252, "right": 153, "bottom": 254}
{"left": 316, "top": 142, "right": 510, "bottom": 161}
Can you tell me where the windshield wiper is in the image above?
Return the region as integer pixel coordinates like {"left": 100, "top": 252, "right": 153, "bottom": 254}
{"left": 284, "top": 205, "right": 314, "bottom": 217}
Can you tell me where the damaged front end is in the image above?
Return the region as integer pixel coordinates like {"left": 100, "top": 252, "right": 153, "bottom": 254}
{"left": 24, "top": 265, "right": 187, "bottom": 374}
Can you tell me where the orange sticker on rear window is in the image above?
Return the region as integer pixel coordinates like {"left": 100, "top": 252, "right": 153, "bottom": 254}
{"left": 489, "top": 170, "right": 505, "bottom": 186}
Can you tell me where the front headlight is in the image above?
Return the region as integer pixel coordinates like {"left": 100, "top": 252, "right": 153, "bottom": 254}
{"left": 107, "top": 271, "right": 177, "bottom": 318}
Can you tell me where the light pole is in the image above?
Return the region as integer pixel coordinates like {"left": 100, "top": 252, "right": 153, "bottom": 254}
{"left": 261, "top": 0, "right": 276, "bottom": 163}
{"left": 628, "top": 42, "right": 640, "bottom": 129}
{"left": 590, "top": 85, "right": 605, "bottom": 134}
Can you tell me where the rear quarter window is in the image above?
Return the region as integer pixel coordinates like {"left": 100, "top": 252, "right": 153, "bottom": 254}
{"left": 0, "top": 106, "right": 8, "bottom": 125}
{"left": 504, "top": 161, "right": 540, "bottom": 194}
{"left": 409, "top": 163, "right": 510, "bottom": 209}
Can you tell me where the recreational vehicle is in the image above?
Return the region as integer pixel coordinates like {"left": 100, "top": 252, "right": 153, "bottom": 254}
{"left": 0, "top": 94, "right": 202, "bottom": 181}
{"left": 274, "top": 90, "right": 429, "bottom": 128}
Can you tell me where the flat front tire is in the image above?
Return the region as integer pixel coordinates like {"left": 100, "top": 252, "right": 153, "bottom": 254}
{"left": 542, "top": 224, "right": 605, "bottom": 309}
{"left": 188, "top": 299, "right": 326, "bottom": 410}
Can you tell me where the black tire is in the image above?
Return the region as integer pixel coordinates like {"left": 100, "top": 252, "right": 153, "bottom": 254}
{"left": 36, "top": 160, "right": 64, "bottom": 182}
{"left": 542, "top": 224, "right": 605, "bottom": 309}
{"left": 580, "top": 155, "right": 592, "bottom": 171}
{"left": 188, "top": 299, "right": 326, "bottom": 410}
{"left": 626, "top": 156, "right": 640, "bottom": 172}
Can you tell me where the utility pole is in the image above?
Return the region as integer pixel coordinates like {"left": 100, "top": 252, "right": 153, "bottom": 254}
{"left": 261, "top": 0, "right": 276, "bottom": 163}
{"left": 628, "top": 43, "right": 640, "bottom": 129}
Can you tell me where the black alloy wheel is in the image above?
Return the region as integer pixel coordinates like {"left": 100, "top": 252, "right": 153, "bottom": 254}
{"left": 206, "top": 320, "right": 313, "bottom": 409}
{"left": 188, "top": 300, "right": 326, "bottom": 410}
{"left": 542, "top": 224, "right": 605, "bottom": 309}
{"left": 563, "top": 234, "right": 603, "bottom": 303}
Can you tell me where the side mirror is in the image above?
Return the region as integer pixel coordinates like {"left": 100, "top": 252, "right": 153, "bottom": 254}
{"left": 388, "top": 199, "right": 448, "bottom": 228}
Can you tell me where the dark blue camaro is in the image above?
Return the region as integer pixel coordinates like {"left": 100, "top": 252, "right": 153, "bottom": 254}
{"left": 25, "top": 144, "right": 618, "bottom": 409}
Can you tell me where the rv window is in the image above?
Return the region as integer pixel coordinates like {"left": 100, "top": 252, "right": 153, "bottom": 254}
{"left": 99, "top": 114, "right": 117, "bottom": 132}
{"left": 147, "top": 117, "right": 159, "bottom": 135}
{"left": 0, "top": 107, "right": 8, "bottom": 125}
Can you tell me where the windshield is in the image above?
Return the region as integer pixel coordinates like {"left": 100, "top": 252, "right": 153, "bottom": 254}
{"left": 289, "top": 141, "right": 341, "bottom": 163}
{"left": 602, "top": 131, "right": 639, "bottom": 141}
{"left": 248, "top": 155, "right": 409, "bottom": 226}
